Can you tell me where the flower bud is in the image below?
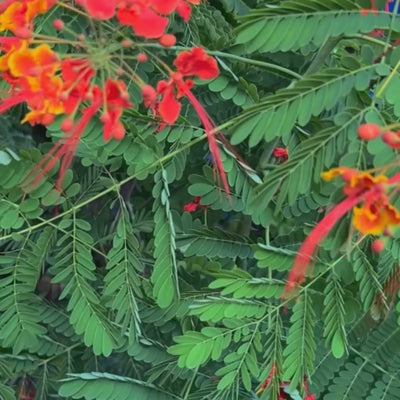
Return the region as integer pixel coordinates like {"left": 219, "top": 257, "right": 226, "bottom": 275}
{"left": 53, "top": 19, "right": 64, "bottom": 31}
{"left": 158, "top": 34, "right": 176, "bottom": 48}
{"left": 61, "top": 118, "right": 74, "bottom": 132}
{"left": 358, "top": 124, "right": 381, "bottom": 141}
{"left": 371, "top": 239, "right": 385, "bottom": 253}
{"left": 382, "top": 132, "right": 400, "bottom": 149}
{"left": 137, "top": 53, "right": 147, "bottom": 63}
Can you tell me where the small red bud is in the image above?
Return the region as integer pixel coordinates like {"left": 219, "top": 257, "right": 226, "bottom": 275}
{"left": 137, "top": 53, "right": 147, "bottom": 63}
{"left": 116, "top": 68, "right": 124, "bottom": 77}
{"left": 158, "top": 34, "right": 176, "bottom": 48}
{"left": 100, "top": 112, "right": 110, "bottom": 124}
{"left": 61, "top": 118, "right": 74, "bottom": 132}
{"left": 371, "top": 239, "right": 385, "bottom": 253}
{"left": 53, "top": 19, "right": 64, "bottom": 31}
{"left": 141, "top": 85, "right": 156, "bottom": 101}
{"left": 358, "top": 124, "right": 381, "bottom": 141}
{"left": 77, "top": 34, "right": 85, "bottom": 42}
{"left": 122, "top": 40, "right": 131, "bottom": 48}
{"left": 383, "top": 228, "right": 392, "bottom": 237}
{"left": 113, "top": 125, "right": 125, "bottom": 140}
{"left": 382, "top": 132, "right": 400, "bottom": 149}
{"left": 41, "top": 113, "right": 54, "bottom": 126}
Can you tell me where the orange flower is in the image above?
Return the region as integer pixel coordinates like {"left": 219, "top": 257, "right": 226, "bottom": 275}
{"left": 0, "top": 37, "right": 25, "bottom": 72}
{"left": 321, "top": 167, "right": 351, "bottom": 182}
{"left": 353, "top": 200, "right": 400, "bottom": 235}
{"left": 0, "top": 0, "right": 55, "bottom": 38}
{"left": 7, "top": 44, "right": 59, "bottom": 79}
{"left": 286, "top": 168, "right": 399, "bottom": 293}
{"left": 321, "top": 167, "right": 388, "bottom": 197}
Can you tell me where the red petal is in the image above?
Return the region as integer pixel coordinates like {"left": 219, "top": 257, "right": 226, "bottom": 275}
{"left": 117, "top": 8, "right": 168, "bottom": 38}
{"left": 176, "top": 0, "right": 191, "bottom": 21}
{"left": 84, "top": 0, "right": 117, "bottom": 19}
{"left": 151, "top": 0, "right": 178, "bottom": 14}
{"left": 174, "top": 48, "right": 219, "bottom": 80}
{"left": 159, "top": 86, "right": 181, "bottom": 124}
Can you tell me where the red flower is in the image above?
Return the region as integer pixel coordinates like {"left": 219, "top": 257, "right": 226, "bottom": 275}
{"left": 173, "top": 47, "right": 219, "bottom": 80}
{"left": 81, "top": 0, "right": 117, "bottom": 20}
{"left": 183, "top": 196, "right": 203, "bottom": 213}
{"left": 116, "top": 6, "right": 168, "bottom": 38}
{"left": 26, "top": 98, "right": 102, "bottom": 191}
{"left": 273, "top": 147, "right": 288, "bottom": 162}
{"left": 0, "top": 0, "right": 55, "bottom": 38}
{"left": 285, "top": 169, "right": 400, "bottom": 293}
{"left": 60, "top": 58, "right": 95, "bottom": 114}
{"left": 143, "top": 49, "right": 230, "bottom": 196}
{"left": 184, "top": 203, "right": 198, "bottom": 213}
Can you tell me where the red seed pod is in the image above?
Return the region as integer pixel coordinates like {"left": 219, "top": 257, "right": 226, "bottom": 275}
{"left": 382, "top": 132, "right": 400, "bottom": 149}
{"left": 371, "top": 239, "right": 385, "bottom": 253}
{"left": 137, "top": 53, "right": 147, "bottom": 63}
{"left": 53, "top": 19, "right": 64, "bottom": 31}
{"left": 158, "top": 34, "right": 176, "bottom": 48}
{"left": 358, "top": 124, "right": 381, "bottom": 141}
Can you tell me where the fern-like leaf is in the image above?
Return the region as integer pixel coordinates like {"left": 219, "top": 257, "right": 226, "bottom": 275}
{"left": 323, "top": 274, "right": 347, "bottom": 359}
{"left": 51, "top": 218, "right": 118, "bottom": 356}
{"left": 104, "top": 204, "right": 142, "bottom": 346}
{"left": 230, "top": 67, "right": 376, "bottom": 147}
{"left": 283, "top": 290, "right": 316, "bottom": 392}
{"left": 59, "top": 372, "right": 183, "bottom": 400}
{"left": 151, "top": 170, "right": 179, "bottom": 308}
{"left": 235, "top": 0, "right": 391, "bottom": 54}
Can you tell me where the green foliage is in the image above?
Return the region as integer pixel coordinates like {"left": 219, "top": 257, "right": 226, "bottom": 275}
{"left": 51, "top": 218, "right": 118, "bottom": 356}
{"left": 151, "top": 170, "right": 180, "bottom": 308}
{"left": 235, "top": 0, "right": 392, "bottom": 54}
{"left": 169, "top": 327, "right": 232, "bottom": 369}
{"left": 2, "top": 0, "right": 400, "bottom": 399}
{"left": 103, "top": 205, "right": 142, "bottom": 346}
{"left": 229, "top": 67, "right": 376, "bottom": 146}
{"left": 283, "top": 291, "right": 316, "bottom": 392}
{"left": 323, "top": 274, "right": 347, "bottom": 359}
{"left": 59, "top": 373, "right": 181, "bottom": 400}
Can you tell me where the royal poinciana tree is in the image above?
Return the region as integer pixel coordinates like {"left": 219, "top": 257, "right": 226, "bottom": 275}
{"left": 2, "top": 0, "right": 400, "bottom": 399}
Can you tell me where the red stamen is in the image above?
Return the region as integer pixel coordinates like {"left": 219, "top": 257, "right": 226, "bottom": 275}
{"left": 181, "top": 85, "right": 230, "bottom": 199}
{"left": 25, "top": 101, "right": 101, "bottom": 192}
{"left": 285, "top": 195, "right": 366, "bottom": 293}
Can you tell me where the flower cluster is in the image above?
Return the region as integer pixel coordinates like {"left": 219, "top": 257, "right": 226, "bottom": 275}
{"left": 321, "top": 168, "right": 400, "bottom": 236}
{"left": 0, "top": 0, "right": 229, "bottom": 194}
{"left": 285, "top": 123, "right": 400, "bottom": 293}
